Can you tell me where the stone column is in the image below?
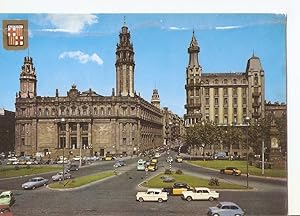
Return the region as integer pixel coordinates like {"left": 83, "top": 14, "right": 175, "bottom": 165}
{"left": 237, "top": 87, "right": 243, "bottom": 124}
{"left": 77, "top": 123, "right": 81, "bottom": 149}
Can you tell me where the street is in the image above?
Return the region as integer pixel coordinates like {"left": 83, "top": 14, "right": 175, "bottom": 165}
{"left": 1, "top": 153, "right": 287, "bottom": 216}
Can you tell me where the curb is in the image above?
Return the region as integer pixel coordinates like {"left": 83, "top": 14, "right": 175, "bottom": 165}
{"left": 47, "top": 171, "right": 120, "bottom": 191}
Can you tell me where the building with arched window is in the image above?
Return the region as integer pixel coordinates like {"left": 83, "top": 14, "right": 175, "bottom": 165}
{"left": 15, "top": 24, "right": 164, "bottom": 158}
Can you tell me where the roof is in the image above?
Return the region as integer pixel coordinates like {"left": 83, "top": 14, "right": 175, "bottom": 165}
{"left": 146, "top": 188, "right": 163, "bottom": 192}
{"left": 0, "top": 191, "right": 12, "bottom": 195}
{"left": 219, "top": 201, "right": 239, "bottom": 206}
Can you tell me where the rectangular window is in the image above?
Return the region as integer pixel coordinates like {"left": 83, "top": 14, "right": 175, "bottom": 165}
{"left": 224, "top": 108, "right": 228, "bottom": 114}
{"left": 189, "top": 99, "right": 194, "bottom": 105}
{"left": 242, "top": 88, "right": 247, "bottom": 96}
{"left": 59, "top": 137, "right": 66, "bottom": 148}
{"left": 233, "top": 98, "right": 237, "bottom": 105}
{"left": 81, "top": 123, "right": 88, "bottom": 131}
{"left": 224, "top": 98, "right": 228, "bottom": 106}
{"left": 21, "top": 138, "right": 25, "bottom": 146}
{"left": 196, "top": 88, "right": 200, "bottom": 96}
{"left": 215, "top": 98, "right": 218, "bottom": 105}
{"left": 243, "top": 107, "right": 247, "bottom": 114}
{"left": 234, "top": 107, "right": 237, "bottom": 114}
{"left": 205, "top": 88, "right": 209, "bottom": 96}
{"left": 123, "top": 138, "right": 126, "bottom": 145}
{"left": 205, "top": 98, "right": 209, "bottom": 105}
{"left": 224, "top": 88, "right": 228, "bottom": 96}
{"left": 233, "top": 88, "right": 237, "bottom": 96}
{"left": 70, "top": 123, "right": 77, "bottom": 132}
{"left": 215, "top": 107, "right": 218, "bottom": 114}
{"left": 224, "top": 116, "right": 228, "bottom": 124}
{"left": 190, "top": 90, "right": 194, "bottom": 96}
{"left": 214, "top": 88, "right": 218, "bottom": 96}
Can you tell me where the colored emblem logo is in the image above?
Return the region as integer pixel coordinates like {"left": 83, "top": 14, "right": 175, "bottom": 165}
{"left": 2, "top": 20, "right": 28, "bottom": 50}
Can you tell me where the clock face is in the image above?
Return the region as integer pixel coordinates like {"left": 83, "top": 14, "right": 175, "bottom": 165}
{"left": 271, "top": 138, "right": 278, "bottom": 148}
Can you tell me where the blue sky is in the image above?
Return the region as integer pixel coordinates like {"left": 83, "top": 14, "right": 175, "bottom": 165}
{"left": 0, "top": 14, "right": 286, "bottom": 116}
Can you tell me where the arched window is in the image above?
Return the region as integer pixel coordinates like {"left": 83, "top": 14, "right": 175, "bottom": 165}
{"left": 71, "top": 106, "right": 76, "bottom": 115}
{"left": 51, "top": 108, "right": 56, "bottom": 116}
{"left": 100, "top": 107, "right": 105, "bottom": 115}
{"left": 60, "top": 106, "right": 65, "bottom": 115}
{"left": 94, "top": 107, "right": 98, "bottom": 115}
{"left": 108, "top": 107, "right": 112, "bottom": 115}
{"left": 223, "top": 79, "right": 228, "bottom": 84}
{"left": 214, "top": 79, "right": 219, "bottom": 84}
{"left": 233, "top": 79, "right": 237, "bottom": 84}
{"left": 66, "top": 108, "right": 69, "bottom": 116}
{"left": 242, "top": 78, "right": 247, "bottom": 84}
{"left": 45, "top": 108, "right": 49, "bottom": 116}
{"left": 205, "top": 80, "right": 209, "bottom": 85}
{"left": 39, "top": 108, "right": 42, "bottom": 116}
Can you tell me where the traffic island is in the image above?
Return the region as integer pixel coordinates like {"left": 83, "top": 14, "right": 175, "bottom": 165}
{"left": 48, "top": 171, "right": 114, "bottom": 189}
{"left": 187, "top": 160, "right": 287, "bottom": 178}
{"left": 141, "top": 172, "right": 246, "bottom": 190}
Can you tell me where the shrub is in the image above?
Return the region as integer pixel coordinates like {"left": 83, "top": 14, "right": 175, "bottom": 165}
{"left": 208, "top": 177, "right": 220, "bottom": 186}
{"left": 164, "top": 169, "right": 172, "bottom": 175}
{"left": 175, "top": 169, "right": 183, "bottom": 175}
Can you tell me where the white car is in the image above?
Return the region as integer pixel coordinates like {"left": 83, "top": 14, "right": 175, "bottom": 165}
{"left": 182, "top": 187, "right": 219, "bottom": 201}
{"left": 57, "top": 159, "right": 69, "bottom": 164}
{"left": 72, "top": 156, "right": 82, "bottom": 161}
{"left": 136, "top": 188, "right": 168, "bottom": 203}
{"left": 52, "top": 171, "right": 72, "bottom": 181}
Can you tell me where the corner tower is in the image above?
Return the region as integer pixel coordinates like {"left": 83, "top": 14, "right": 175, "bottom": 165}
{"left": 246, "top": 54, "right": 265, "bottom": 120}
{"left": 19, "top": 56, "right": 37, "bottom": 98}
{"left": 115, "top": 23, "right": 135, "bottom": 97}
{"left": 184, "top": 31, "right": 202, "bottom": 127}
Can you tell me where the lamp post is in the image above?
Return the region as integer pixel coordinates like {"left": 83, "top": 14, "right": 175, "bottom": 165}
{"left": 61, "top": 118, "right": 66, "bottom": 185}
{"left": 244, "top": 116, "right": 250, "bottom": 189}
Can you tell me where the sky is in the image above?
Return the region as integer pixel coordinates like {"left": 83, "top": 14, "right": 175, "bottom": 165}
{"left": 0, "top": 14, "right": 286, "bottom": 117}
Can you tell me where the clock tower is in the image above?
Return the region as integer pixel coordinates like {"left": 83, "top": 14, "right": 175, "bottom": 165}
{"left": 19, "top": 56, "right": 37, "bottom": 98}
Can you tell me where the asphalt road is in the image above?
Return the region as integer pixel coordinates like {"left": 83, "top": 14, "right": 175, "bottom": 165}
{"left": 1, "top": 153, "right": 287, "bottom": 216}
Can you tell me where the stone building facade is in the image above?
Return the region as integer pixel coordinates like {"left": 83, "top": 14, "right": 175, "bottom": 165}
{"left": 184, "top": 31, "right": 265, "bottom": 156}
{"left": 15, "top": 24, "right": 163, "bottom": 158}
{"left": 0, "top": 108, "right": 15, "bottom": 153}
{"left": 184, "top": 31, "right": 265, "bottom": 127}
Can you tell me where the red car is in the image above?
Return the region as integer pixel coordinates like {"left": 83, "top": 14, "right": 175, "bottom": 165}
{"left": 0, "top": 205, "right": 13, "bottom": 216}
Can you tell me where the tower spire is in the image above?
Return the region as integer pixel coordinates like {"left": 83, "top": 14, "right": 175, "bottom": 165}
{"left": 187, "top": 31, "right": 200, "bottom": 69}
{"left": 123, "top": 16, "right": 126, "bottom": 26}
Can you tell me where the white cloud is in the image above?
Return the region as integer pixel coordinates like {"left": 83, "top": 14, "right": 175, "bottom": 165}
{"left": 59, "top": 51, "right": 103, "bottom": 65}
{"left": 215, "top": 25, "right": 242, "bottom": 30}
{"left": 168, "top": 26, "right": 188, "bottom": 31}
{"left": 44, "top": 14, "right": 98, "bottom": 34}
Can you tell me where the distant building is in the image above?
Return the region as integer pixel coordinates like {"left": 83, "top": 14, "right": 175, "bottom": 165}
{"left": 0, "top": 108, "right": 15, "bottom": 153}
{"left": 184, "top": 31, "right": 265, "bottom": 127}
{"left": 15, "top": 24, "right": 164, "bottom": 158}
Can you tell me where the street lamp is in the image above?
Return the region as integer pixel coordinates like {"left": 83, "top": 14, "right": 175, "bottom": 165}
{"left": 244, "top": 116, "right": 250, "bottom": 189}
{"left": 61, "top": 118, "right": 66, "bottom": 185}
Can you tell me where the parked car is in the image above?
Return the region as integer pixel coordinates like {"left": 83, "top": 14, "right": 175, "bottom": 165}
{"left": 171, "top": 182, "right": 193, "bottom": 195}
{"left": 137, "top": 159, "right": 146, "bottom": 171}
{"left": 151, "top": 158, "right": 158, "bottom": 163}
{"left": 67, "top": 164, "right": 79, "bottom": 171}
{"left": 214, "top": 152, "right": 229, "bottom": 160}
{"left": 0, "top": 205, "right": 13, "bottom": 216}
{"left": 136, "top": 188, "right": 168, "bottom": 203}
{"left": 181, "top": 187, "right": 219, "bottom": 201}
{"left": 72, "top": 156, "right": 82, "bottom": 161}
{"left": 220, "top": 167, "right": 242, "bottom": 176}
{"left": 175, "top": 156, "right": 183, "bottom": 163}
{"left": 0, "top": 191, "right": 15, "bottom": 206}
{"left": 22, "top": 177, "right": 49, "bottom": 190}
{"left": 147, "top": 162, "right": 158, "bottom": 171}
{"left": 51, "top": 171, "right": 72, "bottom": 181}
{"left": 207, "top": 201, "right": 245, "bottom": 216}
{"left": 102, "top": 154, "right": 115, "bottom": 161}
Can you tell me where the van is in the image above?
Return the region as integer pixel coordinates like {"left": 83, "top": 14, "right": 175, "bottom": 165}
{"left": 137, "top": 160, "right": 146, "bottom": 171}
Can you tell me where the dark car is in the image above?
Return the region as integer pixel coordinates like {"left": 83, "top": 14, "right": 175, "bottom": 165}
{"left": 67, "top": 164, "right": 79, "bottom": 171}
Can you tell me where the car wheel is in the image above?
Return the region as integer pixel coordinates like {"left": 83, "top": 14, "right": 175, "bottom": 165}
{"left": 158, "top": 198, "right": 163, "bottom": 203}
{"left": 208, "top": 196, "right": 214, "bottom": 201}
{"left": 186, "top": 196, "right": 192, "bottom": 201}
{"left": 32, "top": 186, "right": 36, "bottom": 190}
{"left": 138, "top": 197, "right": 144, "bottom": 202}
{"left": 220, "top": 170, "right": 224, "bottom": 174}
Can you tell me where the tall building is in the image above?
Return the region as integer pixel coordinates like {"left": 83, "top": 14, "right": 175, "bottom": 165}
{"left": 0, "top": 108, "right": 15, "bottom": 153}
{"left": 15, "top": 24, "right": 163, "bottom": 158}
{"left": 184, "top": 31, "right": 265, "bottom": 127}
